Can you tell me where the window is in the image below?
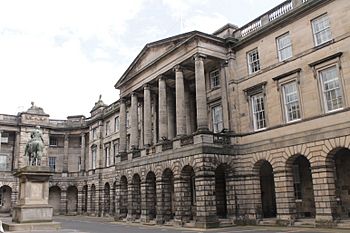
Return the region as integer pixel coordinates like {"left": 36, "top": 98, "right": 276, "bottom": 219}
{"left": 247, "top": 48, "right": 260, "bottom": 74}
{"left": 48, "top": 157, "right": 56, "bottom": 172}
{"left": 105, "top": 121, "right": 110, "bottom": 136}
{"left": 210, "top": 69, "right": 220, "bottom": 88}
{"left": 282, "top": 81, "right": 301, "bottom": 122}
{"left": 114, "top": 116, "right": 120, "bottom": 132}
{"left": 105, "top": 146, "right": 110, "bottom": 167}
{"left": 251, "top": 93, "right": 266, "bottom": 130}
{"left": 1, "top": 133, "right": 8, "bottom": 144}
{"left": 277, "top": 33, "right": 292, "bottom": 61}
{"left": 312, "top": 14, "right": 332, "bottom": 46}
{"left": 126, "top": 111, "right": 130, "bottom": 128}
{"left": 78, "top": 156, "right": 82, "bottom": 172}
{"left": 113, "top": 140, "right": 119, "bottom": 164}
{"left": 212, "top": 105, "right": 223, "bottom": 133}
{"left": 49, "top": 137, "right": 57, "bottom": 146}
{"left": 92, "top": 147, "right": 97, "bottom": 170}
{"left": 319, "top": 65, "right": 343, "bottom": 112}
{"left": 0, "top": 155, "right": 6, "bottom": 171}
{"left": 92, "top": 128, "right": 97, "bottom": 140}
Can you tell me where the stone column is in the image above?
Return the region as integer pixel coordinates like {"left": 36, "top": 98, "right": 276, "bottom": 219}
{"left": 63, "top": 134, "right": 69, "bottom": 173}
{"left": 127, "top": 180, "right": 134, "bottom": 221}
{"left": 144, "top": 84, "right": 152, "bottom": 147}
{"left": 175, "top": 65, "right": 186, "bottom": 137}
{"left": 80, "top": 133, "right": 85, "bottom": 171}
{"left": 155, "top": 178, "right": 165, "bottom": 224}
{"left": 220, "top": 62, "right": 230, "bottom": 131}
{"left": 119, "top": 98, "right": 127, "bottom": 154}
{"left": 77, "top": 188, "right": 83, "bottom": 215}
{"left": 195, "top": 168, "right": 219, "bottom": 228}
{"left": 130, "top": 92, "right": 139, "bottom": 149}
{"left": 311, "top": 162, "right": 337, "bottom": 225}
{"left": 167, "top": 89, "right": 176, "bottom": 140}
{"left": 140, "top": 181, "right": 148, "bottom": 222}
{"left": 152, "top": 94, "right": 158, "bottom": 144}
{"left": 274, "top": 169, "right": 296, "bottom": 224}
{"left": 194, "top": 54, "right": 209, "bottom": 132}
{"left": 158, "top": 76, "right": 168, "bottom": 140}
{"left": 114, "top": 180, "right": 122, "bottom": 220}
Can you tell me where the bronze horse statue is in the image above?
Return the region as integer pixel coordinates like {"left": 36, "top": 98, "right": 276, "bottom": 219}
{"left": 24, "top": 128, "right": 44, "bottom": 166}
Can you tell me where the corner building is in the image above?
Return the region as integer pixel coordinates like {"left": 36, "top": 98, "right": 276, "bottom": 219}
{"left": 1, "top": 0, "right": 350, "bottom": 228}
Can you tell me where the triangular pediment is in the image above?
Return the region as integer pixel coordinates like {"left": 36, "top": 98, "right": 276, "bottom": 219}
{"left": 115, "top": 31, "right": 224, "bottom": 89}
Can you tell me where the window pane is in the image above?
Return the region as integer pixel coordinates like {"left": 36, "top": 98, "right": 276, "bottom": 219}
{"left": 212, "top": 105, "right": 223, "bottom": 133}
{"left": 277, "top": 33, "right": 292, "bottom": 61}
{"left": 251, "top": 94, "right": 266, "bottom": 130}
{"left": 283, "top": 82, "right": 301, "bottom": 122}
{"left": 248, "top": 49, "right": 260, "bottom": 74}
{"left": 320, "top": 66, "right": 343, "bottom": 112}
{"left": 312, "top": 14, "right": 332, "bottom": 46}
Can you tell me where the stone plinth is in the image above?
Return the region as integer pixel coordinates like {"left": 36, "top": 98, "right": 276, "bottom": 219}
{"left": 3, "top": 166, "right": 61, "bottom": 231}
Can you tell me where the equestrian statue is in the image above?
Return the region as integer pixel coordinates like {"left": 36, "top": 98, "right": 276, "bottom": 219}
{"left": 24, "top": 126, "right": 44, "bottom": 166}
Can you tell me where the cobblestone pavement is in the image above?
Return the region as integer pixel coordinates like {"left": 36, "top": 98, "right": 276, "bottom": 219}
{"left": 1, "top": 216, "right": 350, "bottom": 233}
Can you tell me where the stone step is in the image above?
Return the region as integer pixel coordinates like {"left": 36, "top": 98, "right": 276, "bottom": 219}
{"left": 294, "top": 219, "right": 315, "bottom": 227}
{"left": 183, "top": 221, "right": 196, "bottom": 228}
{"left": 258, "top": 218, "right": 277, "bottom": 226}
{"left": 337, "top": 221, "right": 350, "bottom": 229}
{"left": 219, "top": 218, "right": 234, "bottom": 227}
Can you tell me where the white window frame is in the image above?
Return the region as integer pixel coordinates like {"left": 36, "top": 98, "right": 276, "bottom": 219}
{"left": 114, "top": 116, "right": 120, "bottom": 132}
{"left": 48, "top": 157, "right": 56, "bottom": 172}
{"left": 277, "top": 33, "right": 292, "bottom": 61}
{"left": 49, "top": 136, "right": 58, "bottom": 147}
{"left": 0, "top": 155, "right": 6, "bottom": 171}
{"left": 247, "top": 48, "right": 260, "bottom": 74}
{"left": 312, "top": 14, "right": 332, "bottom": 46}
{"left": 251, "top": 93, "right": 266, "bottom": 131}
{"left": 92, "top": 128, "right": 97, "bottom": 140}
{"left": 210, "top": 69, "right": 220, "bottom": 89}
{"left": 105, "top": 145, "right": 110, "bottom": 167}
{"left": 319, "top": 65, "right": 344, "bottom": 113}
{"left": 91, "top": 147, "right": 97, "bottom": 170}
{"left": 105, "top": 121, "right": 110, "bottom": 136}
{"left": 78, "top": 156, "right": 81, "bottom": 172}
{"left": 282, "top": 81, "right": 301, "bottom": 122}
{"left": 211, "top": 105, "right": 223, "bottom": 133}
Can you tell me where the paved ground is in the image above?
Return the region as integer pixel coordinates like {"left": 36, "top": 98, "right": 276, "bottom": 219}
{"left": 2, "top": 216, "right": 350, "bottom": 233}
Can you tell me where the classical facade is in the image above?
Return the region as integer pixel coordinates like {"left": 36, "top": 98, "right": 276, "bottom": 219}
{"left": 1, "top": 0, "right": 350, "bottom": 228}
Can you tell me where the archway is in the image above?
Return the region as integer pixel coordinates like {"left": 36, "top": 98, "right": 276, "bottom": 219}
{"left": 180, "top": 165, "right": 196, "bottom": 221}
{"left": 120, "top": 176, "right": 128, "bottom": 218}
{"left": 162, "top": 168, "right": 175, "bottom": 221}
{"left": 49, "top": 186, "right": 61, "bottom": 215}
{"left": 334, "top": 148, "right": 350, "bottom": 218}
{"left": 145, "top": 171, "right": 157, "bottom": 220}
{"left": 289, "top": 155, "right": 315, "bottom": 218}
{"left": 215, "top": 164, "right": 228, "bottom": 218}
{"left": 259, "top": 161, "right": 276, "bottom": 218}
{"left": 132, "top": 174, "right": 141, "bottom": 219}
{"left": 67, "top": 186, "right": 78, "bottom": 215}
{"left": 91, "top": 184, "right": 96, "bottom": 213}
{"left": 104, "top": 182, "right": 111, "bottom": 215}
{"left": 0, "top": 185, "right": 12, "bottom": 213}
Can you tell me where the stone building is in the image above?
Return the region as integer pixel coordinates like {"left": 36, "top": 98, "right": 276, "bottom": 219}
{"left": 0, "top": 0, "right": 350, "bottom": 228}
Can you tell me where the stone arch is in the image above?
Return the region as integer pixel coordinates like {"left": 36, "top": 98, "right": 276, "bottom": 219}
{"left": 49, "top": 185, "right": 61, "bottom": 215}
{"left": 0, "top": 185, "right": 12, "bottom": 213}
{"left": 285, "top": 154, "right": 315, "bottom": 218}
{"left": 67, "top": 185, "right": 78, "bottom": 215}
{"left": 130, "top": 173, "right": 141, "bottom": 219}
{"left": 145, "top": 171, "right": 157, "bottom": 220}
{"left": 179, "top": 165, "right": 196, "bottom": 222}
{"left": 104, "top": 182, "right": 111, "bottom": 216}
{"left": 119, "top": 176, "right": 128, "bottom": 219}
{"left": 161, "top": 168, "right": 175, "bottom": 221}
{"left": 253, "top": 159, "right": 277, "bottom": 219}
{"left": 328, "top": 147, "right": 350, "bottom": 218}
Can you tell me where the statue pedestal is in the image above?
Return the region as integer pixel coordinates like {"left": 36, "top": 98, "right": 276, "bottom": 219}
{"left": 3, "top": 166, "right": 61, "bottom": 231}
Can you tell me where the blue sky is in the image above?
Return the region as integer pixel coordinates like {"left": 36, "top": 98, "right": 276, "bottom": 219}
{"left": 0, "top": 0, "right": 284, "bottom": 119}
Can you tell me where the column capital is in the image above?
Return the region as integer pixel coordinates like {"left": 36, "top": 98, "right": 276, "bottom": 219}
{"left": 120, "top": 97, "right": 127, "bottom": 103}
{"left": 220, "top": 60, "right": 229, "bottom": 68}
{"left": 173, "top": 65, "right": 183, "bottom": 72}
{"left": 143, "top": 83, "right": 151, "bottom": 90}
{"left": 157, "top": 74, "right": 166, "bottom": 81}
{"left": 131, "top": 92, "right": 138, "bottom": 97}
{"left": 193, "top": 53, "right": 207, "bottom": 61}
